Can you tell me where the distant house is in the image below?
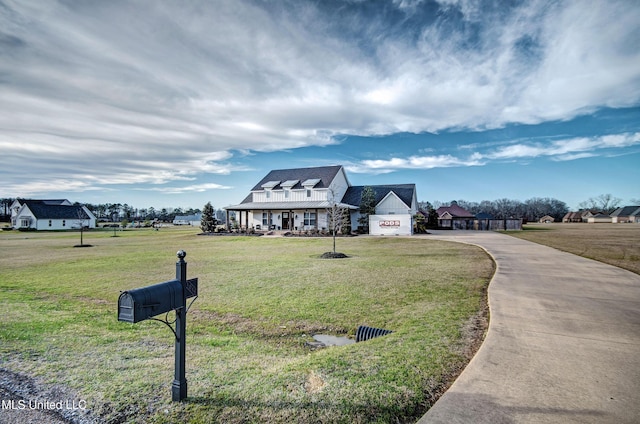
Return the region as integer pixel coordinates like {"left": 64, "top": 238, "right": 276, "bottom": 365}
{"left": 563, "top": 210, "right": 605, "bottom": 223}
{"left": 562, "top": 211, "right": 583, "bottom": 223}
{"left": 436, "top": 202, "right": 476, "bottom": 229}
{"left": 539, "top": 215, "right": 555, "bottom": 223}
{"left": 587, "top": 213, "right": 612, "bottom": 224}
{"left": 610, "top": 206, "right": 640, "bottom": 223}
{"left": 224, "top": 165, "right": 417, "bottom": 235}
{"left": 173, "top": 214, "right": 202, "bottom": 226}
{"left": 11, "top": 199, "right": 96, "bottom": 230}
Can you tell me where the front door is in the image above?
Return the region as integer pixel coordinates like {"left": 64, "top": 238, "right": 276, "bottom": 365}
{"left": 282, "top": 212, "right": 290, "bottom": 230}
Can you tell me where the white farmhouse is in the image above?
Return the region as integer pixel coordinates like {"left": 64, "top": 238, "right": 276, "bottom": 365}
{"left": 11, "top": 199, "right": 97, "bottom": 230}
{"left": 224, "top": 165, "right": 417, "bottom": 235}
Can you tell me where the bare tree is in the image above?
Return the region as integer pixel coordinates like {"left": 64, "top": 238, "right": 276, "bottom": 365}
{"left": 325, "top": 187, "right": 350, "bottom": 255}
{"left": 578, "top": 194, "right": 622, "bottom": 214}
{"left": 75, "top": 207, "right": 90, "bottom": 247}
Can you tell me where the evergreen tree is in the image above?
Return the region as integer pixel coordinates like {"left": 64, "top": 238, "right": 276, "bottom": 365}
{"left": 358, "top": 186, "right": 376, "bottom": 233}
{"left": 201, "top": 202, "right": 217, "bottom": 233}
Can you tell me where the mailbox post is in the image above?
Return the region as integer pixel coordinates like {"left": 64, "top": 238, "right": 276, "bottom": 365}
{"left": 173, "top": 250, "right": 188, "bottom": 401}
{"left": 118, "top": 250, "right": 198, "bottom": 402}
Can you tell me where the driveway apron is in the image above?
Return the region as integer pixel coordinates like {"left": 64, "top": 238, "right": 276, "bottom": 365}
{"left": 418, "top": 231, "right": 640, "bottom": 424}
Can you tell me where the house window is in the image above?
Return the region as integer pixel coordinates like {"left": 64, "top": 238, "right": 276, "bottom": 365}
{"left": 304, "top": 212, "right": 316, "bottom": 226}
{"left": 265, "top": 190, "right": 271, "bottom": 199}
{"left": 262, "top": 213, "right": 269, "bottom": 226}
{"left": 284, "top": 189, "right": 289, "bottom": 199}
{"left": 20, "top": 218, "right": 30, "bottom": 227}
{"left": 306, "top": 189, "right": 311, "bottom": 198}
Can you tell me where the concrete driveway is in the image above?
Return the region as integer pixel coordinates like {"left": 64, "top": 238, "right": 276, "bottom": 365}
{"left": 417, "top": 231, "right": 640, "bottom": 424}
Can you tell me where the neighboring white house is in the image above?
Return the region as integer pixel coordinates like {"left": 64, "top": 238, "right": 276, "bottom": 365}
{"left": 11, "top": 199, "right": 96, "bottom": 230}
{"left": 173, "top": 214, "right": 202, "bottom": 226}
{"left": 224, "top": 165, "right": 417, "bottom": 235}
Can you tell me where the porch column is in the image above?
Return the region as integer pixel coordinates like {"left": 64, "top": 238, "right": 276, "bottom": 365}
{"left": 315, "top": 208, "right": 318, "bottom": 230}
{"left": 226, "top": 210, "right": 230, "bottom": 231}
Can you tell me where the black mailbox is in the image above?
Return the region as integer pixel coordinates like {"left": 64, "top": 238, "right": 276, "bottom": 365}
{"left": 118, "top": 279, "right": 185, "bottom": 323}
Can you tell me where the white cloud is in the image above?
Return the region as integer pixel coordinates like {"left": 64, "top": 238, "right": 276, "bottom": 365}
{"left": 486, "top": 132, "right": 640, "bottom": 161}
{"left": 0, "top": 0, "right": 639, "bottom": 197}
{"left": 349, "top": 132, "right": 640, "bottom": 172}
{"left": 347, "top": 153, "right": 484, "bottom": 173}
{"left": 145, "top": 183, "right": 233, "bottom": 194}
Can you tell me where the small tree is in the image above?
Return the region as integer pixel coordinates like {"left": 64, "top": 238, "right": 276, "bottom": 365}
{"left": 420, "top": 201, "right": 439, "bottom": 228}
{"left": 326, "top": 202, "right": 350, "bottom": 253}
{"left": 201, "top": 202, "right": 217, "bottom": 233}
{"left": 358, "top": 186, "right": 376, "bottom": 233}
{"left": 75, "top": 207, "right": 90, "bottom": 247}
{"left": 413, "top": 213, "right": 427, "bottom": 234}
{"left": 323, "top": 187, "right": 350, "bottom": 257}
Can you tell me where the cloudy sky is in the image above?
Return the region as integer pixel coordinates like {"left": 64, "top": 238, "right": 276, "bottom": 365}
{"left": 1, "top": 0, "right": 639, "bottom": 211}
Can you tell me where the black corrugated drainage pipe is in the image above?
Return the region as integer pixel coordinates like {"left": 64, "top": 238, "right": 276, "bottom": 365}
{"left": 355, "top": 325, "right": 393, "bottom": 342}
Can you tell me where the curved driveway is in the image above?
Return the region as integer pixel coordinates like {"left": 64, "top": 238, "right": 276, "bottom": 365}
{"left": 418, "top": 231, "right": 640, "bottom": 424}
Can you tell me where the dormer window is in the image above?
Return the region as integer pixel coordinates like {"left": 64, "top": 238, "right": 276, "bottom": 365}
{"left": 302, "top": 178, "right": 320, "bottom": 188}
{"left": 261, "top": 181, "right": 280, "bottom": 189}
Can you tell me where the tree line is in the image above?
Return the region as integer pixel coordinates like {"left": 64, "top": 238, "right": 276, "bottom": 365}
{"left": 420, "top": 193, "right": 636, "bottom": 223}
{"left": 2, "top": 193, "right": 634, "bottom": 224}
{"left": 423, "top": 197, "right": 570, "bottom": 222}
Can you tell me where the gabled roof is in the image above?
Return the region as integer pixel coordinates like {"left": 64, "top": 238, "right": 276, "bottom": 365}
{"left": 250, "top": 165, "right": 343, "bottom": 191}
{"left": 563, "top": 211, "right": 582, "bottom": 220}
{"left": 22, "top": 201, "right": 91, "bottom": 220}
{"left": 341, "top": 184, "right": 416, "bottom": 208}
{"left": 436, "top": 203, "right": 475, "bottom": 218}
{"left": 610, "top": 206, "right": 640, "bottom": 217}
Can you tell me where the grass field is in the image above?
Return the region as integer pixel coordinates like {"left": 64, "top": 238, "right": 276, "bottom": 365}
{"left": 507, "top": 223, "right": 640, "bottom": 275}
{"left": 0, "top": 227, "right": 493, "bottom": 423}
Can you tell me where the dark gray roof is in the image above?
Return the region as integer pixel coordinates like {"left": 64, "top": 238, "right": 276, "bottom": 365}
{"left": 17, "top": 198, "right": 69, "bottom": 205}
{"left": 342, "top": 184, "right": 415, "bottom": 208}
{"left": 610, "top": 206, "right": 640, "bottom": 217}
{"left": 24, "top": 201, "right": 90, "bottom": 220}
{"left": 250, "top": 165, "right": 343, "bottom": 191}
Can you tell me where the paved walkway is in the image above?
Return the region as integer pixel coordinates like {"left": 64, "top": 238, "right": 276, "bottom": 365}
{"left": 417, "top": 231, "right": 640, "bottom": 424}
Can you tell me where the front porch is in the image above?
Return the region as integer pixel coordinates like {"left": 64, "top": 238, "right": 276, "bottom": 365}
{"left": 225, "top": 208, "right": 323, "bottom": 233}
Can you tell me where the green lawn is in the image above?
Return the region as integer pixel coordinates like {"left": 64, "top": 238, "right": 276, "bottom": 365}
{"left": 0, "top": 227, "right": 493, "bottom": 423}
